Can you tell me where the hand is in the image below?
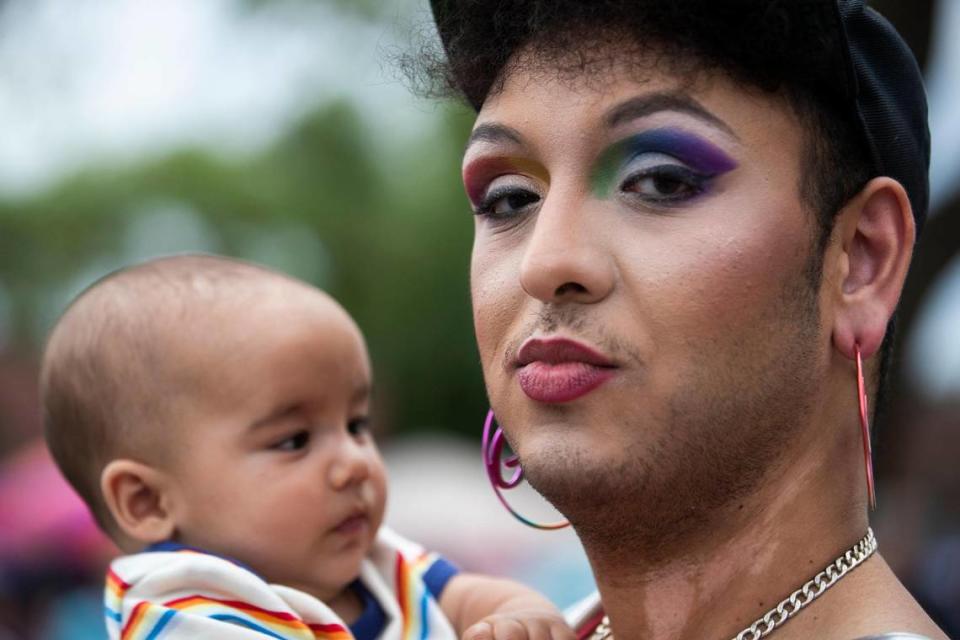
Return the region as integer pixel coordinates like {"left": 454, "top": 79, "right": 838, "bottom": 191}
{"left": 461, "top": 610, "right": 576, "bottom": 640}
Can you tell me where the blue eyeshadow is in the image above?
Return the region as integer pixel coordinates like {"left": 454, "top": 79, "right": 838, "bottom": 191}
{"left": 591, "top": 128, "right": 738, "bottom": 197}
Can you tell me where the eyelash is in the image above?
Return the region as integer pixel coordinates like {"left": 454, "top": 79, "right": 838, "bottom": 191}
{"left": 474, "top": 184, "right": 541, "bottom": 220}
{"left": 269, "top": 416, "right": 369, "bottom": 452}
{"left": 347, "top": 417, "right": 370, "bottom": 437}
{"left": 620, "top": 164, "right": 710, "bottom": 204}
{"left": 271, "top": 430, "right": 311, "bottom": 452}
{"left": 471, "top": 151, "right": 715, "bottom": 221}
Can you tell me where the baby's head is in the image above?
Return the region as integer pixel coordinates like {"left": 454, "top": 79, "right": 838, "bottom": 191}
{"left": 41, "top": 254, "right": 386, "bottom": 600}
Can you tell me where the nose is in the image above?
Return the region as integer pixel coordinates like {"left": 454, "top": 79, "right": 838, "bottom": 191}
{"left": 328, "top": 438, "right": 371, "bottom": 490}
{"left": 519, "top": 190, "right": 615, "bottom": 305}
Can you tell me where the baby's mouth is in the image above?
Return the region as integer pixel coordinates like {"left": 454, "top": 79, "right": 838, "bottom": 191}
{"left": 333, "top": 510, "right": 369, "bottom": 536}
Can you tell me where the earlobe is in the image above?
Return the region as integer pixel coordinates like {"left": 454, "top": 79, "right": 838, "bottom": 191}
{"left": 831, "top": 177, "right": 915, "bottom": 360}
{"left": 100, "top": 459, "right": 177, "bottom": 545}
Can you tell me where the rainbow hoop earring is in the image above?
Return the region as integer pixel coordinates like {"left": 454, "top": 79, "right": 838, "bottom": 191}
{"left": 855, "top": 344, "right": 877, "bottom": 510}
{"left": 481, "top": 410, "right": 570, "bottom": 530}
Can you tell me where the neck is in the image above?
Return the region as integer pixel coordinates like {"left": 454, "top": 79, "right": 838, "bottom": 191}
{"left": 583, "top": 435, "right": 869, "bottom": 640}
{"left": 327, "top": 586, "right": 364, "bottom": 624}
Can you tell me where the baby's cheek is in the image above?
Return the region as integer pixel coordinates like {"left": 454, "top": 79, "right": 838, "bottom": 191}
{"left": 368, "top": 466, "right": 389, "bottom": 523}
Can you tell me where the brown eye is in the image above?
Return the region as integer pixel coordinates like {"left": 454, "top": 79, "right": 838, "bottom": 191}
{"left": 625, "top": 174, "right": 690, "bottom": 197}
{"left": 347, "top": 417, "right": 370, "bottom": 437}
{"left": 271, "top": 430, "right": 310, "bottom": 451}
{"left": 476, "top": 187, "right": 541, "bottom": 219}
{"left": 621, "top": 165, "right": 707, "bottom": 203}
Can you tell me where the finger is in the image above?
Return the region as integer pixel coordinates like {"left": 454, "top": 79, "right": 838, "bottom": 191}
{"left": 491, "top": 618, "right": 528, "bottom": 640}
{"left": 549, "top": 621, "right": 577, "bottom": 640}
{"left": 524, "top": 620, "right": 553, "bottom": 640}
{"left": 462, "top": 621, "right": 494, "bottom": 640}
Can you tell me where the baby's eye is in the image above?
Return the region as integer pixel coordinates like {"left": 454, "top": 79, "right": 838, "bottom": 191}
{"left": 347, "top": 417, "right": 370, "bottom": 437}
{"left": 271, "top": 430, "right": 311, "bottom": 451}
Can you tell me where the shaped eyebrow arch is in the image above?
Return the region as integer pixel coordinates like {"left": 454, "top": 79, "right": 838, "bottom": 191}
{"left": 605, "top": 92, "right": 739, "bottom": 140}
{"left": 465, "top": 123, "right": 524, "bottom": 152}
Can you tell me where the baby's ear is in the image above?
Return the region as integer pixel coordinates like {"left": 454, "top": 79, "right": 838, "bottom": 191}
{"left": 100, "top": 459, "right": 176, "bottom": 545}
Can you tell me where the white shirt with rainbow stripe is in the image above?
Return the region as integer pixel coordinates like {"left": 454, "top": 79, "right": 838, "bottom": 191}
{"left": 104, "top": 527, "right": 459, "bottom": 640}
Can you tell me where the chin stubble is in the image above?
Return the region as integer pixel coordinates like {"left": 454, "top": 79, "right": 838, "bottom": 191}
{"left": 518, "top": 271, "right": 823, "bottom": 566}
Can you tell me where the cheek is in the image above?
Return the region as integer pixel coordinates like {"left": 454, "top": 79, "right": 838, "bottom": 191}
{"left": 366, "top": 461, "right": 389, "bottom": 532}
{"left": 470, "top": 235, "right": 523, "bottom": 375}
{"left": 372, "top": 461, "right": 388, "bottom": 504}
{"left": 629, "top": 198, "right": 812, "bottom": 342}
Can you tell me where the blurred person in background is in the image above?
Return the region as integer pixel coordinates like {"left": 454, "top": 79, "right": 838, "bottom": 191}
{"left": 427, "top": 0, "right": 948, "bottom": 637}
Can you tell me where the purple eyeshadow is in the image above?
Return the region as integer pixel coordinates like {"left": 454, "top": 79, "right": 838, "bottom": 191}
{"left": 591, "top": 127, "right": 737, "bottom": 197}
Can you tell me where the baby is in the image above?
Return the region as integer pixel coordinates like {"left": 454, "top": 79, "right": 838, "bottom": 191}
{"left": 40, "top": 254, "right": 574, "bottom": 640}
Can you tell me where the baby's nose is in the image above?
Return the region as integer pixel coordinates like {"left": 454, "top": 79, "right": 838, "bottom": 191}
{"left": 329, "top": 445, "right": 371, "bottom": 490}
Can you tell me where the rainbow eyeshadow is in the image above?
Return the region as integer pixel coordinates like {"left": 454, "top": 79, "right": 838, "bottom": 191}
{"left": 590, "top": 127, "right": 738, "bottom": 198}
{"left": 462, "top": 157, "right": 547, "bottom": 207}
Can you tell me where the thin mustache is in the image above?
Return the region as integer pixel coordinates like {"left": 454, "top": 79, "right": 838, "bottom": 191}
{"left": 501, "top": 306, "right": 639, "bottom": 370}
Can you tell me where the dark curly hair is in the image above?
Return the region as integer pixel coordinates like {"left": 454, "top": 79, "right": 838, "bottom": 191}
{"left": 422, "top": 0, "right": 872, "bottom": 241}
{"left": 415, "top": 0, "right": 899, "bottom": 408}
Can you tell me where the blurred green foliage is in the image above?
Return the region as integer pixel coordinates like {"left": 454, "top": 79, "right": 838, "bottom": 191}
{"left": 0, "top": 99, "right": 489, "bottom": 439}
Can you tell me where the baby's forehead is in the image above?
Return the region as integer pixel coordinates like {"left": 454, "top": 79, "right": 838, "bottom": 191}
{"left": 50, "top": 256, "right": 366, "bottom": 393}
{"left": 164, "top": 275, "right": 362, "bottom": 351}
{"left": 174, "top": 285, "right": 373, "bottom": 424}
{"left": 120, "top": 262, "right": 350, "bottom": 330}
{"left": 213, "top": 281, "right": 364, "bottom": 349}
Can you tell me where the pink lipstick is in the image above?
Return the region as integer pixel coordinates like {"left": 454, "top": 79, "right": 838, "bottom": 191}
{"left": 515, "top": 337, "right": 617, "bottom": 403}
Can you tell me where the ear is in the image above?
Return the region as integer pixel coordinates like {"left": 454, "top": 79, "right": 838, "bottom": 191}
{"left": 100, "top": 459, "right": 177, "bottom": 545}
{"left": 831, "top": 177, "right": 915, "bottom": 360}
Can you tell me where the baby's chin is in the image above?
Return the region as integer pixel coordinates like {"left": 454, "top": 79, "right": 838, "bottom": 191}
{"left": 258, "top": 547, "right": 369, "bottom": 602}
{"left": 254, "top": 561, "right": 356, "bottom": 603}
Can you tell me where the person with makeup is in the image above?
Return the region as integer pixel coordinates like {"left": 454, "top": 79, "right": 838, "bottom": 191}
{"left": 40, "top": 254, "right": 575, "bottom": 640}
{"left": 425, "top": 0, "right": 948, "bottom": 638}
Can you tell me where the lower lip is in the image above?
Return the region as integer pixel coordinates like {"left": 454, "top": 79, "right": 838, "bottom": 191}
{"left": 517, "top": 362, "right": 616, "bottom": 403}
{"left": 335, "top": 515, "right": 369, "bottom": 536}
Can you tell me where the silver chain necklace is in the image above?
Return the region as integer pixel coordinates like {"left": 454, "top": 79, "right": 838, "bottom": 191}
{"left": 589, "top": 528, "right": 877, "bottom": 640}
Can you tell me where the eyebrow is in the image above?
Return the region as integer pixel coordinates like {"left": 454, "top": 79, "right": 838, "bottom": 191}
{"left": 352, "top": 383, "right": 373, "bottom": 404}
{"left": 605, "top": 92, "right": 738, "bottom": 139}
{"left": 465, "top": 92, "right": 737, "bottom": 156}
{"left": 250, "top": 404, "right": 301, "bottom": 431}
{"left": 248, "top": 383, "right": 372, "bottom": 432}
{"left": 465, "top": 123, "right": 524, "bottom": 152}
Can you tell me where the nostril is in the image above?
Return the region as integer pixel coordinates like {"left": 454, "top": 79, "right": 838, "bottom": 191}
{"left": 555, "top": 282, "right": 588, "bottom": 296}
{"left": 330, "top": 455, "right": 369, "bottom": 489}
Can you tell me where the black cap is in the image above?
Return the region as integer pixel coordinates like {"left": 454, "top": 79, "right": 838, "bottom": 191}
{"left": 430, "top": 0, "right": 931, "bottom": 233}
